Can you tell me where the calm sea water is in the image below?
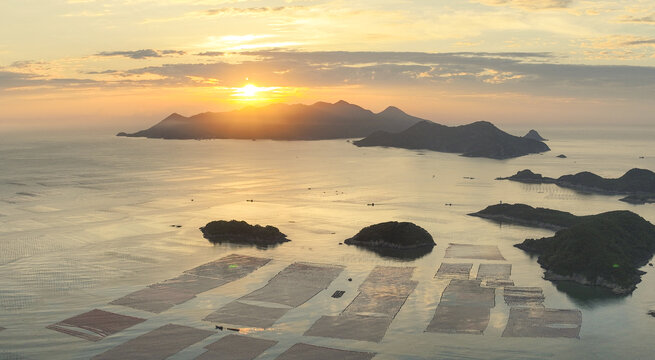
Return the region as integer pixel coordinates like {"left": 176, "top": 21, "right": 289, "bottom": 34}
{"left": 0, "top": 125, "right": 654, "bottom": 359}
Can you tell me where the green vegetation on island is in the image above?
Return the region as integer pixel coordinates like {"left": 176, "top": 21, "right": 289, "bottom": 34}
{"left": 497, "top": 168, "right": 655, "bottom": 204}
{"left": 471, "top": 204, "right": 655, "bottom": 294}
{"left": 200, "top": 220, "right": 289, "bottom": 247}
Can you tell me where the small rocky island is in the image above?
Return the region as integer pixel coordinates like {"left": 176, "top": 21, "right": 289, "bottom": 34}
{"left": 345, "top": 221, "right": 435, "bottom": 248}
{"left": 353, "top": 120, "right": 549, "bottom": 159}
{"left": 471, "top": 203, "right": 655, "bottom": 294}
{"left": 200, "top": 220, "right": 289, "bottom": 247}
{"left": 523, "top": 129, "right": 547, "bottom": 141}
{"left": 498, "top": 168, "right": 655, "bottom": 204}
{"left": 344, "top": 222, "right": 435, "bottom": 260}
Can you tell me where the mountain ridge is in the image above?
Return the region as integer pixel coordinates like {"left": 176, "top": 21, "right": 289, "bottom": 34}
{"left": 353, "top": 119, "right": 549, "bottom": 159}
{"left": 118, "top": 100, "right": 422, "bottom": 140}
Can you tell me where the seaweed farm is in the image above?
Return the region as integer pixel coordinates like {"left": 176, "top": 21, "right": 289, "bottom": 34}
{"left": 41, "top": 251, "right": 580, "bottom": 358}
{"left": 1, "top": 129, "right": 655, "bottom": 359}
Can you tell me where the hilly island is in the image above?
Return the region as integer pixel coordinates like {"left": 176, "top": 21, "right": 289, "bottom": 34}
{"left": 498, "top": 168, "right": 655, "bottom": 204}
{"left": 118, "top": 100, "right": 421, "bottom": 140}
{"left": 118, "top": 101, "right": 549, "bottom": 159}
{"left": 353, "top": 120, "right": 549, "bottom": 159}
{"left": 470, "top": 203, "right": 655, "bottom": 294}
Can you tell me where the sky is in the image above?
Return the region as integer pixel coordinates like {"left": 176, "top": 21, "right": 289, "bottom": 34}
{"left": 1, "top": 0, "right": 654, "bottom": 131}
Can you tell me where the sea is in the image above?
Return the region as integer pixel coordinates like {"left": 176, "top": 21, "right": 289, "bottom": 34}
{"left": 0, "top": 125, "right": 654, "bottom": 359}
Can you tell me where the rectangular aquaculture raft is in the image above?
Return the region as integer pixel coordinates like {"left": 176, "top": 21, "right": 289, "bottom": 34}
{"left": 503, "top": 287, "right": 545, "bottom": 307}
{"left": 426, "top": 279, "right": 495, "bottom": 335}
{"left": 274, "top": 343, "right": 375, "bottom": 360}
{"left": 0, "top": 352, "right": 31, "bottom": 360}
{"left": 195, "top": 334, "right": 277, "bottom": 360}
{"left": 435, "top": 263, "right": 473, "bottom": 279}
{"left": 204, "top": 263, "right": 343, "bottom": 328}
{"left": 92, "top": 324, "right": 214, "bottom": 360}
{"left": 444, "top": 244, "right": 505, "bottom": 260}
{"left": 304, "top": 266, "right": 417, "bottom": 343}
{"left": 46, "top": 309, "right": 146, "bottom": 341}
{"left": 476, "top": 264, "right": 512, "bottom": 281}
{"left": 502, "top": 308, "right": 582, "bottom": 338}
{"left": 111, "top": 254, "right": 270, "bottom": 314}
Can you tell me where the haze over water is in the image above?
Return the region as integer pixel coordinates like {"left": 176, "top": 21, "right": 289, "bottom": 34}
{"left": 1, "top": 125, "right": 654, "bottom": 359}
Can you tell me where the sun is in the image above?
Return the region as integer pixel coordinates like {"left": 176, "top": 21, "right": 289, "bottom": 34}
{"left": 232, "top": 84, "right": 271, "bottom": 101}
{"left": 239, "top": 84, "right": 260, "bottom": 98}
{"left": 226, "top": 83, "right": 303, "bottom": 104}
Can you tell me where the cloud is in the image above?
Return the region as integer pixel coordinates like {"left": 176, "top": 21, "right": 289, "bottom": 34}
{"left": 196, "top": 51, "right": 225, "bottom": 56}
{"left": 473, "top": 0, "right": 573, "bottom": 10}
{"left": 85, "top": 69, "right": 121, "bottom": 74}
{"left": 95, "top": 49, "right": 186, "bottom": 59}
{"left": 115, "top": 51, "right": 655, "bottom": 99}
{"left": 0, "top": 71, "right": 38, "bottom": 89}
{"left": 61, "top": 10, "right": 110, "bottom": 17}
{"left": 200, "top": 7, "right": 289, "bottom": 16}
{"left": 5, "top": 51, "right": 655, "bottom": 100}
{"left": 10, "top": 60, "right": 48, "bottom": 68}
{"left": 0, "top": 70, "right": 97, "bottom": 91}
{"left": 618, "top": 14, "right": 655, "bottom": 24}
{"left": 624, "top": 39, "right": 655, "bottom": 46}
{"left": 143, "top": 6, "right": 301, "bottom": 23}
{"left": 577, "top": 35, "right": 655, "bottom": 60}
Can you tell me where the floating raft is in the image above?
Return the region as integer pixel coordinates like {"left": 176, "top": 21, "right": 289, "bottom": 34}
{"left": 435, "top": 263, "right": 473, "bottom": 279}
{"left": 504, "top": 287, "right": 545, "bottom": 307}
{"left": 111, "top": 254, "right": 270, "bottom": 313}
{"left": 305, "top": 266, "right": 417, "bottom": 342}
{"left": 476, "top": 263, "right": 512, "bottom": 281}
{"left": 444, "top": 243, "right": 505, "bottom": 260}
{"left": 426, "top": 279, "right": 495, "bottom": 335}
{"left": 195, "top": 334, "right": 277, "bottom": 360}
{"left": 92, "top": 324, "right": 214, "bottom": 360}
{"left": 46, "top": 309, "right": 145, "bottom": 342}
{"left": 204, "top": 262, "right": 343, "bottom": 328}
{"left": 274, "top": 343, "right": 375, "bottom": 360}
{"left": 502, "top": 308, "right": 582, "bottom": 338}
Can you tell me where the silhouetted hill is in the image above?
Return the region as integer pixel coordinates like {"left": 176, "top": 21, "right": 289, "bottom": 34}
{"left": 117, "top": 100, "right": 423, "bottom": 140}
{"left": 498, "top": 168, "right": 655, "bottom": 204}
{"left": 471, "top": 203, "right": 655, "bottom": 294}
{"left": 353, "top": 120, "right": 550, "bottom": 159}
{"left": 523, "top": 129, "right": 547, "bottom": 141}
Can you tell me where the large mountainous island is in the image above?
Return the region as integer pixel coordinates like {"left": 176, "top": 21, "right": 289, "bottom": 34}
{"left": 117, "top": 100, "right": 422, "bottom": 140}
{"left": 498, "top": 168, "right": 655, "bottom": 204}
{"left": 353, "top": 120, "right": 549, "bottom": 159}
{"left": 470, "top": 203, "right": 655, "bottom": 294}
{"left": 118, "top": 100, "right": 549, "bottom": 159}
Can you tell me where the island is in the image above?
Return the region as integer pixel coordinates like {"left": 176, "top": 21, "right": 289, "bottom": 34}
{"left": 469, "top": 203, "right": 578, "bottom": 230}
{"left": 353, "top": 120, "right": 549, "bottom": 159}
{"left": 523, "top": 129, "right": 548, "bottom": 141}
{"left": 200, "top": 220, "right": 289, "bottom": 247}
{"left": 117, "top": 100, "right": 422, "bottom": 140}
{"left": 497, "top": 168, "right": 655, "bottom": 204}
{"left": 344, "top": 221, "right": 435, "bottom": 260}
{"left": 470, "top": 203, "right": 655, "bottom": 294}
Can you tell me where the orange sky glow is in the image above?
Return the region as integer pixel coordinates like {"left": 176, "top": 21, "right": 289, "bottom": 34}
{"left": 1, "top": 0, "right": 654, "bottom": 131}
